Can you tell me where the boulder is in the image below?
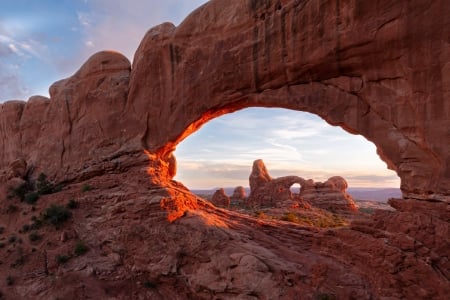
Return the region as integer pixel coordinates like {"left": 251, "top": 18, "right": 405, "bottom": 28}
{"left": 230, "top": 186, "right": 246, "bottom": 205}
{"left": 211, "top": 188, "right": 230, "bottom": 208}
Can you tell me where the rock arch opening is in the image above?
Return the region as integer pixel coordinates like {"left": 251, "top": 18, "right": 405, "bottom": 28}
{"left": 175, "top": 108, "right": 399, "bottom": 189}
{"left": 291, "top": 183, "right": 301, "bottom": 195}
{"left": 173, "top": 108, "right": 400, "bottom": 202}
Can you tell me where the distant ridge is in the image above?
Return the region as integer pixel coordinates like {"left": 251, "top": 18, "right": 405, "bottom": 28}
{"left": 191, "top": 187, "right": 401, "bottom": 202}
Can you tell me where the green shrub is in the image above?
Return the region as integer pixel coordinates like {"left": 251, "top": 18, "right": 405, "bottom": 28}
{"left": 28, "top": 231, "right": 42, "bottom": 242}
{"left": 42, "top": 204, "right": 72, "bottom": 228}
{"left": 55, "top": 254, "right": 71, "bottom": 265}
{"left": 9, "top": 183, "right": 28, "bottom": 201}
{"left": 36, "top": 173, "right": 53, "bottom": 195}
{"left": 66, "top": 199, "right": 79, "bottom": 209}
{"left": 24, "top": 192, "right": 40, "bottom": 204}
{"left": 30, "top": 216, "right": 43, "bottom": 230}
{"left": 74, "top": 240, "right": 89, "bottom": 256}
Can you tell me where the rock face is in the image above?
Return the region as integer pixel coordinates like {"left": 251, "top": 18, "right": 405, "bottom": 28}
{"left": 301, "top": 176, "right": 358, "bottom": 212}
{"left": 0, "top": 51, "right": 146, "bottom": 185}
{"left": 230, "top": 186, "right": 246, "bottom": 205}
{"left": 249, "top": 159, "right": 272, "bottom": 192}
{"left": 211, "top": 188, "right": 230, "bottom": 208}
{"left": 248, "top": 159, "right": 307, "bottom": 207}
{"left": 128, "top": 0, "right": 450, "bottom": 201}
{"left": 248, "top": 159, "right": 353, "bottom": 211}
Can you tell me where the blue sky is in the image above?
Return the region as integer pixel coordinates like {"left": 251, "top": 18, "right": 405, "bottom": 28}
{"left": 0, "top": 1, "right": 400, "bottom": 189}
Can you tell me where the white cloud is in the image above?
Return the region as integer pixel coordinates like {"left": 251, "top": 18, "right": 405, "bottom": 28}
{"left": 77, "top": 11, "right": 93, "bottom": 27}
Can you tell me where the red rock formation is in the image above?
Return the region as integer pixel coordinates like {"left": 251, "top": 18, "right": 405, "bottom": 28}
{"left": 248, "top": 159, "right": 309, "bottom": 208}
{"left": 230, "top": 186, "right": 246, "bottom": 205}
{"left": 301, "top": 176, "right": 358, "bottom": 212}
{"left": 127, "top": 0, "right": 450, "bottom": 201}
{"left": 249, "top": 159, "right": 272, "bottom": 192}
{"left": 211, "top": 188, "right": 230, "bottom": 208}
{"left": 0, "top": 0, "right": 449, "bottom": 299}
{"left": 1, "top": 0, "right": 449, "bottom": 201}
{"left": 0, "top": 51, "right": 144, "bottom": 185}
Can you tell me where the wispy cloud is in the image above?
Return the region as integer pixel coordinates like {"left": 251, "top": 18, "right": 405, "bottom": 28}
{"left": 76, "top": 0, "right": 208, "bottom": 60}
{"left": 175, "top": 159, "right": 400, "bottom": 189}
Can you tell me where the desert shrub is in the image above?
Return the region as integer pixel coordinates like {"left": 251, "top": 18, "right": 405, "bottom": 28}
{"left": 55, "top": 254, "right": 71, "bottom": 265}
{"left": 36, "top": 173, "right": 53, "bottom": 195}
{"left": 30, "top": 216, "right": 43, "bottom": 230}
{"left": 0, "top": 243, "right": 5, "bottom": 248}
{"left": 281, "top": 212, "right": 298, "bottom": 223}
{"left": 74, "top": 240, "right": 89, "bottom": 256}
{"left": 81, "top": 184, "right": 93, "bottom": 192}
{"left": 28, "top": 231, "right": 42, "bottom": 242}
{"left": 0, "top": 227, "right": 4, "bottom": 234}
{"left": 24, "top": 192, "right": 40, "bottom": 205}
{"left": 66, "top": 199, "right": 79, "bottom": 209}
{"left": 8, "top": 235, "right": 17, "bottom": 244}
{"left": 42, "top": 204, "right": 72, "bottom": 228}
{"left": 9, "top": 183, "right": 28, "bottom": 201}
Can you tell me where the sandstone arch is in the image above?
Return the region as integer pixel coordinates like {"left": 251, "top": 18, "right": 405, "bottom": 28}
{"left": 0, "top": 0, "right": 448, "bottom": 203}
{"left": 129, "top": 0, "right": 449, "bottom": 201}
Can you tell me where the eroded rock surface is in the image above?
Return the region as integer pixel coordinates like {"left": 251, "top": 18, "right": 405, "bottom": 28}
{"left": 248, "top": 160, "right": 353, "bottom": 211}
{"left": 301, "top": 176, "right": 358, "bottom": 212}
{"left": 0, "top": 0, "right": 449, "bottom": 201}
{"left": 230, "top": 186, "right": 246, "bottom": 205}
{"left": 0, "top": 0, "right": 449, "bottom": 299}
{"left": 0, "top": 51, "right": 143, "bottom": 185}
{"left": 211, "top": 188, "right": 230, "bottom": 208}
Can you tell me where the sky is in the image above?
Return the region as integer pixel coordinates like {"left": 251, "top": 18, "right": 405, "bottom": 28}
{"left": 0, "top": 0, "right": 400, "bottom": 190}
